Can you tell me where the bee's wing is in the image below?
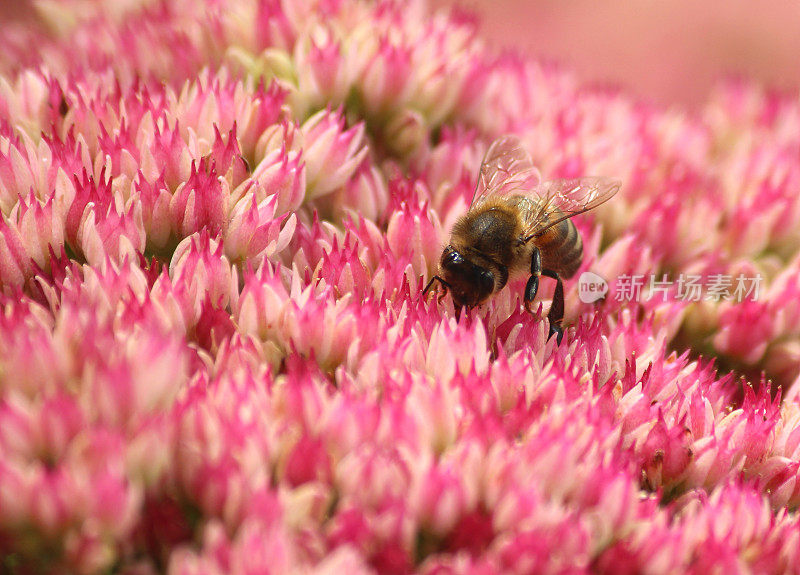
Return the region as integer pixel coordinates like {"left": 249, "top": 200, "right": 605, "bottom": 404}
{"left": 521, "top": 177, "right": 621, "bottom": 241}
{"left": 471, "top": 135, "right": 541, "bottom": 208}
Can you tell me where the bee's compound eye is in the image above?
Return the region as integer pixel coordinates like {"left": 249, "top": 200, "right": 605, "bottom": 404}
{"left": 443, "top": 249, "right": 463, "bottom": 266}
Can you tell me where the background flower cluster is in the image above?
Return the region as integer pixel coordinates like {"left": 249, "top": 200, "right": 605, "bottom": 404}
{"left": 2, "top": 0, "right": 800, "bottom": 573}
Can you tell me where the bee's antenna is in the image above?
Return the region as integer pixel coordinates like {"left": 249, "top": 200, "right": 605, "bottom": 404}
{"left": 423, "top": 275, "right": 450, "bottom": 295}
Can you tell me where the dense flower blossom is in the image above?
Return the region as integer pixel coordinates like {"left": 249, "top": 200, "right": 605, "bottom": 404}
{"left": 3, "top": 0, "right": 800, "bottom": 573}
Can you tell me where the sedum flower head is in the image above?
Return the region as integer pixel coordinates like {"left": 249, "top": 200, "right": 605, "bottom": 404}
{"left": 4, "top": 0, "right": 800, "bottom": 573}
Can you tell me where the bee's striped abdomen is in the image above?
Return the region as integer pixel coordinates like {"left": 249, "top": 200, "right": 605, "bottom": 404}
{"left": 536, "top": 216, "right": 583, "bottom": 279}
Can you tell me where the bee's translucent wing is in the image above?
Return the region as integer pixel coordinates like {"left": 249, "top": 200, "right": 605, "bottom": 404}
{"left": 470, "top": 136, "right": 621, "bottom": 241}
{"left": 521, "top": 177, "right": 621, "bottom": 240}
{"left": 471, "top": 135, "right": 541, "bottom": 207}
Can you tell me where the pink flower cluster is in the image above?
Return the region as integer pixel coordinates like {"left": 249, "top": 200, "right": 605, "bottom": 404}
{"left": 2, "top": 0, "right": 800, "bottom": 573}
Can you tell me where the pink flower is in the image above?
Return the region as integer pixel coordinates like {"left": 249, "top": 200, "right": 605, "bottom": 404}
{"left": 236, "top": 262, "right": 292, "bottom": 345}
{"left": 75, "top": 195, "right": 146, "bottom": 267}
{"left": 169, "top": 157, "right": 229, "bottom": 239}
{"left": 282, "top": 289, "right": 382, "bottom": 372}
{"left": 327, "top": 445, "right": 415, "bottom": 572}
{"left": 300, "top": 108, "right": 368, "bottom": 199}
{"left": 386, "top": 186, "right": 444, "bottom": 281}
{"left": 294, "top": 25, "right": 357, "bottom": 112}
{"left": 336, "top": 163, "right": 389, "bottom": 223}
{"left": 172, "top": 370, "right": 274, "bottom": 530}
{"left": 167, "top": 512, "right": 294, "bottom": 575}
{"left": 714, "top": 299, "right": 774, "bottom": 365}
{"left": 243, "top": 144, "right": 305, "bottom": 214}
{"left": 225, "top": 191, "right": 297, "bottom": 266}
{"left": 169, "top": 232, "right": 236, "bottom": 328}
{"left": 6, "top": 191, "right": 65, "bottom": 271}
{"left": 312, "top": 233, "right": 372, "bottom": 300}
{"left": 0, "top": 213, "right": 35, "bottom": 287}
{"left": 359, "top": 36, "right": 414, "bottom": 117}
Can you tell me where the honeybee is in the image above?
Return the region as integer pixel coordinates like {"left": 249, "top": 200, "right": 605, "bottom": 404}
{"left": 425, "top": 135, "right": 620, "bottom": 344}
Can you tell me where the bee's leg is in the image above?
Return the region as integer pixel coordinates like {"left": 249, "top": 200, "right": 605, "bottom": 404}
{"left": 525, "top": 248, "right": 564, "bottom": 344}
{"left": 524, "top": 246, "right": 542, "bottom": 314}
{"left": 541, "top": 268, "right": 564, "bottom": 345}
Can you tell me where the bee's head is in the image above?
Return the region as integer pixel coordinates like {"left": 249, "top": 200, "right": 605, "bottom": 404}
{"left": 440, "top": 246, "right": 495, "bottom": 308}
